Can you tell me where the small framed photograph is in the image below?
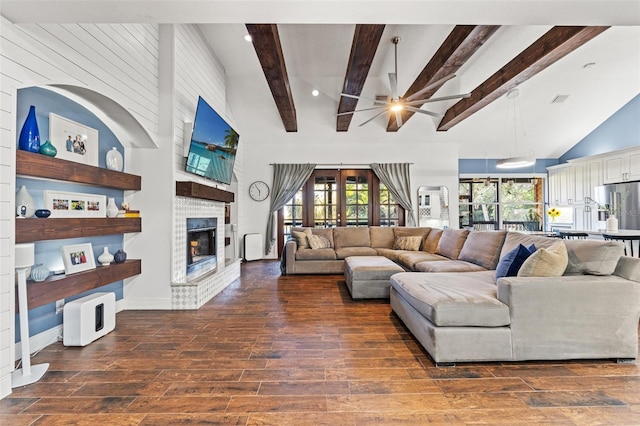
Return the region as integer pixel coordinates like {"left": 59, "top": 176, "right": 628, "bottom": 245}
{"left": 61, "top": 243, "right": 96, "bottom": 275}
{"left": 49, "top": 113, "right": 99, "bottom": 166}
{"left": 44, "top": 190, "right": 106, "bottom": 218}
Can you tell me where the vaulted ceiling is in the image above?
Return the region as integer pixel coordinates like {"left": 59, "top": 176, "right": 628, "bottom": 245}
{"left": 2, "top": 1, "right": 639, "bottom": 159}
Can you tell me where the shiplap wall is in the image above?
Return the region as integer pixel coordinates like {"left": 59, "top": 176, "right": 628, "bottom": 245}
{"left": 0, "top": 17, "right": 160, "bottom": 398}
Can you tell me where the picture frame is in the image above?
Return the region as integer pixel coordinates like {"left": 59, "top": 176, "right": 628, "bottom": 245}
{"left": 44, "top": 190, "right": 106, "bottom": 218}
{"left": 49, "top": 112, "right": 99, "bottom": 166}
{"left": 61, "top": 243, "right": 96, "bottom": 275}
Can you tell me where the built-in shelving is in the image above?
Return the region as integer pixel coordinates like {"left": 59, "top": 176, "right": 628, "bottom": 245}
{"left": 16, "top": 217, "right": 141, "bottom": 243}
{"left": 17, "top": 150, "right": 141, "bottom": 190}
{"left": 16, "top": 260, "right": 142, "bottom": 312}
{"left": 15, "top": 150, "right": 143, "bottom": 310}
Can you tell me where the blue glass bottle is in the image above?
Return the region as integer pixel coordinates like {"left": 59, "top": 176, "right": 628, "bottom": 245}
{"left": 18, "top": 105, "right": 40, "bottom": 153}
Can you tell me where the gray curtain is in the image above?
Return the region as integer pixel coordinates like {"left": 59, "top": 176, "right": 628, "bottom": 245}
{"left": 371, "top": 163, "right": 416, "bottom": 227}
{"left": 265, "top": 163, "right": 316, "bottom": 255}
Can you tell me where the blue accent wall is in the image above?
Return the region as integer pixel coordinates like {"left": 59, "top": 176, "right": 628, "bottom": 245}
{"left": 559, "top": 94, "right": 640, "bottom": 163}
{"left": 15, "top": 87, "right": 126, "bottom": 343}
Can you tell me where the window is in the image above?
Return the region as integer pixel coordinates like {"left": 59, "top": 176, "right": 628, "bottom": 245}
{"left": 459, "top": 177, "right": 543, "bottom": 231}
{"left": 379, "top": 183, "right": 399, "bottom": 227}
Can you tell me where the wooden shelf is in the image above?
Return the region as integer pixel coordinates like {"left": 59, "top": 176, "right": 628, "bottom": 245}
{"left": 16, "top": 217, "right": 141, "bottom": 243}
{"left": 16, "top": 260, "right": 141, "bottom": 312}
{"left": 176, "top": 181, "right": 234, "bottom": 203}
{"left": 17, "top": 150, "right": 141, "bottom": 190}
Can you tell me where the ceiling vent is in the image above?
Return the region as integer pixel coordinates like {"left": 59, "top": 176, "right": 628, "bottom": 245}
{"left": 551, "top": 95, "right": 570, "bottom": 104}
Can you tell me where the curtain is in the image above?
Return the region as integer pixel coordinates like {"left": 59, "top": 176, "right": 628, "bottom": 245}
{"left": 371, "top": 163, "right": 416, "bottom": 227}
{"left": 265, "top": 163, "right": 316, "bottom": 255}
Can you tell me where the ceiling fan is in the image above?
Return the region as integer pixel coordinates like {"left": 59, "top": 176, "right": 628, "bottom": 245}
{"left": 339, "top": 36, "right": 471, "bottom": 128}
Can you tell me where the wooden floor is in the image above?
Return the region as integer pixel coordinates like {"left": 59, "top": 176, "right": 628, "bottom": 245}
{"left": 2, "top": 260, "right": 640, "bottom": 425}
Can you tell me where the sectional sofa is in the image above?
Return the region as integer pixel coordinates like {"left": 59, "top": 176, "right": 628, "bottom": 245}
{"left": 285, "top": 226, "right": 640, "bottom": 364}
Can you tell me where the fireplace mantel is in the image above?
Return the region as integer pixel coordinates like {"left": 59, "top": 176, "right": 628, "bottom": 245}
{"left": 176, "top": 181, "right": 235, "bottom": 203}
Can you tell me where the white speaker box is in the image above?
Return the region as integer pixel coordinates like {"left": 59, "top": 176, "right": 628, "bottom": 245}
{"left": 63, "top": 292, "right": 116, "bottom": 346}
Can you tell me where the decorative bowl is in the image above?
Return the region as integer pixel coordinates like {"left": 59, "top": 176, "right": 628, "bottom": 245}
{"left": 35, "top": 209, "right": 51, "bottom": 218}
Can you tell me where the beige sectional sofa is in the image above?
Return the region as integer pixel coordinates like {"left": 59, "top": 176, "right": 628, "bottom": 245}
{"left": 285, "top": 226, "right": 640, "bottom": 364}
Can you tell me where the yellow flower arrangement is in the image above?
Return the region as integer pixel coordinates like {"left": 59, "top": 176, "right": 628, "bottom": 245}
{"left": 547, "top": 207, "right": 561, "bottom": 221}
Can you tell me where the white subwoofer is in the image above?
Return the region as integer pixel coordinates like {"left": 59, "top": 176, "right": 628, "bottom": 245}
{"left": 63, "top": 292, "right": 116, "bottom": 346}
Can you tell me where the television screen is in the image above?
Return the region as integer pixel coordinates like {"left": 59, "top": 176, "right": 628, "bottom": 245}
{"left": 185, "top": 96, "right": 239, "bottom": 185}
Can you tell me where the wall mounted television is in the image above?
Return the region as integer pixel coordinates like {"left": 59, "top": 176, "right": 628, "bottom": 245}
{"left": 185, "top": 96, "right": 239, "bottom": 185}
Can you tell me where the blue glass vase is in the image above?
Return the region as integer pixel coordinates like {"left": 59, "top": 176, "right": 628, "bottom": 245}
{"left": 18, "top": 105, "right": 40, "bottom": 153}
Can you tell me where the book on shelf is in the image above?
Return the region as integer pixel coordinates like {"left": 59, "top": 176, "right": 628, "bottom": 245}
{"left": 117, "top": 210, "right": 140, "bottom": 218}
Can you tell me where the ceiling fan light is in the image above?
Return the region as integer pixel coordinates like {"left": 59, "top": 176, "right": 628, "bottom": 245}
{"left": 390, "top": 103, "right": 403, "bottom": 112}
{"left": 496, "top": 156, "right": 535, "bottom": 169}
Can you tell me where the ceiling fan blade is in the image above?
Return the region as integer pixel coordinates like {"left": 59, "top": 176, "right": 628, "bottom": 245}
{"left": 341, "top": 93, "right": 389, "bottom": 105}
{"left": 336, "top": 106, "right": 387, "bottom": 116}
{"left": 405, "top": 106, "right": 443, "bottom": 118}
{"left": 405, "top": 74, "right": 457, "bottom": 102}
{"left": 404, "top": 93, "right": 471, "bottom": 106}
{"left": 394, "top": 110, "right": 403, "bottom": 128}
{"left": 358, "top": 109, "right": 388, "bottom": 127}
{"left": 388, "top": 73, "right": 399, "bottom": 100}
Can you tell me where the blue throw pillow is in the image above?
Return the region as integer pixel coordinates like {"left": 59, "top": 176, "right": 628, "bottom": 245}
{"left": 495, "top": 244, "right": 536, "bottom": 282}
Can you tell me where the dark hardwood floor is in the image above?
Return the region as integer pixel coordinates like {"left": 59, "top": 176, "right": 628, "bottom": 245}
{"left": 2, "top": 260, "right": 640, "bottom": 425}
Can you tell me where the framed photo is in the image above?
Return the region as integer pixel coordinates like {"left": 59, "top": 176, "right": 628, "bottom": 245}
{"left": 49, "top": 113, "right": 99, "bottom": 166}
{"left": 61, "top": 243, "right": 96, "bottom": 275}
{"left": 44, "top": 190, "right": 106, "bottom": 218}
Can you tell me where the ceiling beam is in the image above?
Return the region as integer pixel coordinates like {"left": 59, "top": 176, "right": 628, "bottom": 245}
{"left": 437, "top": 26, "right": 609, "bottom": 131}
{"left": 246, "top": 24, "right": 297, "bottom": 132}
{"left": 337, "top": 24, "right": 386, "bottom": 132}
{"left": 387, "top": 25, "right": 500, "bottom": 132}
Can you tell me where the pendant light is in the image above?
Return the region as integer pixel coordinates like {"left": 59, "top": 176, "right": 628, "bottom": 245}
{"left": 496, "top": 88, "right": 535, "bottom": 169}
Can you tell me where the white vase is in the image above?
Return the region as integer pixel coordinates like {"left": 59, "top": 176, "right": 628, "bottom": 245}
{"left": 106, "top": 197, "right": 119, "bottom": 218}
{"left": 16, "top": 185, "right": 36, "bottom": 218}
{"left": 606, "top": 215, "right": 618, "bottom": 232}
{"left": 106, "top": 147, "right": 124, "bottom": 171}
{"left": 98, "top": 247, "right": 114, "bottom": 266}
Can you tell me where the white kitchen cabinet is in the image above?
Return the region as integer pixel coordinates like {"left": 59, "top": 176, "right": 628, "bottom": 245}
{"left": 602, "top": 148, "right": 640, "bottom": 184}
{"left": 572, "top": 159, "right": 603, "bottom": 205}
{"left": 547, "top": 164, "right": 574, "bottom": 206}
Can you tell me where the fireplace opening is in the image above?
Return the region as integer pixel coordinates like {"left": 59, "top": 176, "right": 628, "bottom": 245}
{"left": 186, "top": 217, "right": 217, "bottom": 280}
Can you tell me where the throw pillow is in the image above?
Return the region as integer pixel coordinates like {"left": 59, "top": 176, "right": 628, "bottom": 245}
{"left": 291, "top": 229, "right": 312, "bottom": 250}
{"left": 518, "top": 241, "right": 568, "bottom": 277}
{"left": 307, "top": 234, "right": 332, "bottom": 250}
{"left": 495, "top": 243, "right": 536, "bottom": 282}
{"left": 393, "top": 236, "right": 423, "bottom": 251}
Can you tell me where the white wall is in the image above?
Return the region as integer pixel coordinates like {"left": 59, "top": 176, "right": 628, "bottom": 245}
{"left": 0, "top": 17, "right": 160, "bottom": 398}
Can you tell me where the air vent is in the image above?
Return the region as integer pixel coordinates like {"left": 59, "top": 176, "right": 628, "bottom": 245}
{"left": 551, "top": 95, "right": 570, "bottom": 104}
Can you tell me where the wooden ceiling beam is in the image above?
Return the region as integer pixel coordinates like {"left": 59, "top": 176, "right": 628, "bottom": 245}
{"left": 437, "top": 26, "right": 609, "bottom": 131}
{"left": 387, "top": 25, "right": 500, "bottom": 132}
{"left": 246, "top": 24, "right": 297, "bottom": 132}
{"left": 337, "top": 24, "right": 386, "bottom": 132}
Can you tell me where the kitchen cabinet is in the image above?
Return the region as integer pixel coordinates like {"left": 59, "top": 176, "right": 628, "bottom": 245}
{"left": 602, "top": 148, "right": 640, "bottom": 184}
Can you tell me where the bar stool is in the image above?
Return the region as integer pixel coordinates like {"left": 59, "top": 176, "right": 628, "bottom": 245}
{"left": 603, "top": 234, "right": 640, "bottom": 257}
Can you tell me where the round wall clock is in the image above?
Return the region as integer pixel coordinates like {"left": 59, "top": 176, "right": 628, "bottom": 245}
{"left": 249, "top": 181, "right": 270, "bottom": 201}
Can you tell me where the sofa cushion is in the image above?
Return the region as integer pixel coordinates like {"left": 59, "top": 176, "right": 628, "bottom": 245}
{"left": 563, "top": 240, "right": 625, "bottom": 276}
{"left": 394, "top": 227, "right": 431, "bottom": 238}
{"left": 500, "top": 232, "right": 558, "bottom": 258}
{"left": 458, "top": 230, "right": 507, "bottom": 269}
{"left": 413, "top": 260, "right": 487, "bottom": 273}
{"left": 495, "top": 244, "right": 536, "bottom": 281}
{"left": 397, "top": 251, "right": 448, "bottom": 270}
{"left": 335, "top": 247, "right": 378, "bottom": 259}
{"left": 295, "top": 248, "right": 337, "bottom": 260}
{"left": 375, "top": 248, "right": 404, "bottom": 263}
{"left": 422, "top": 228, "right": 443, "bottom": 253}
{"left": 291, "top": 229, "right": 312, "bottom": 250}
{"left": 518, "top": 241, "right": 568, "bottom": 277}
{"left": 333, "top": 227, "right": 371, "bottom": 249}
{"left": 370, "top": 227, "right": 396, "bottom": 248}
{"left": 292, "top": 227, "right": 335, "bottom": 248}
{"left": 393, "top": 236, "right": 422, "bottom": 251}
{"left": 435, "top": 228, "right": 470, "bottom": 259}
{"left": 390, "top": 271, "right": 510, "bottom": 327}
{"left": 307, "top": 234, "right": 332, "bottom": 249}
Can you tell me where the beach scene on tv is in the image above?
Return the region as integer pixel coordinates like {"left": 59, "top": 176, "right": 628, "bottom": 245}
{"left": 185, "top": 97, "right": 239, "bottom": 185}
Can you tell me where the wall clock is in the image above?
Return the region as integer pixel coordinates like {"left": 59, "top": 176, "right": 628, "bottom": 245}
{"left": 249, "top": 181, "right": 270, "bottom": 201}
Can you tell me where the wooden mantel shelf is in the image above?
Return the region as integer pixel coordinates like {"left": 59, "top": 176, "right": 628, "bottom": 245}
{"left": 176, "top": 181, "right": 235, "bottom": 203}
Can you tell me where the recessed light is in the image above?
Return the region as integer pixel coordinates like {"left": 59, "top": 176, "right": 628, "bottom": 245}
{"left": 311, "top": 89, "right": 319, "bottom": 97}
{"left": 244, "top": 34, "right": 252, "bottom": 42}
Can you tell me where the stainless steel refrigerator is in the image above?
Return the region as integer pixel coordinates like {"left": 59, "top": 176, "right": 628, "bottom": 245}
{"left": 594, "top": 182, "right": 640, "bottom": 230}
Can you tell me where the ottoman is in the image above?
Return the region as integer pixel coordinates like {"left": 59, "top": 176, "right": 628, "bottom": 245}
{"left": 344, "top": 256, "right": 405, "bottom": 299}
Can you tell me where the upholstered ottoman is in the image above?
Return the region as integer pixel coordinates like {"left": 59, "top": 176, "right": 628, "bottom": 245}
{"left": 344, "top": 256, "right": 405, "bottom": 299}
